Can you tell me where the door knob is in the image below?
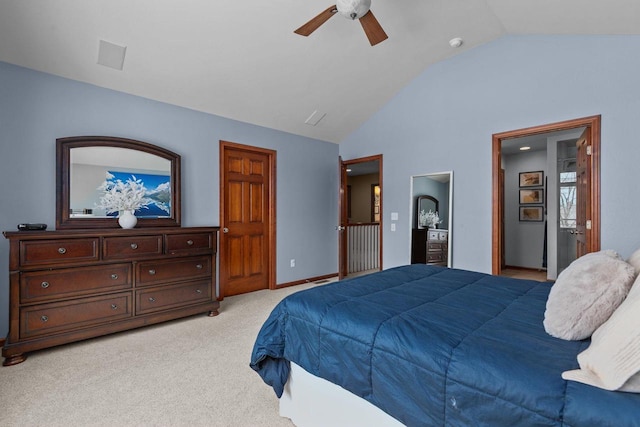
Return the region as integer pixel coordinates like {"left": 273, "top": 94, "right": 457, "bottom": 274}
{"left": 223, "top": 227, "right": 229, "bottom": 233}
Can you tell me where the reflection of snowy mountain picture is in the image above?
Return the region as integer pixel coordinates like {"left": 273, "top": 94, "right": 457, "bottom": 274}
{"left": 108, "top": 171, "right": 171, "bottom": 217}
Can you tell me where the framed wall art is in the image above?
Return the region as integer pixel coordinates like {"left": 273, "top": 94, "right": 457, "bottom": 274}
{"left": 519, "top": 171, "right": 544, "bottom": 187}
{"left": 519, "top": 188, "right": 544, "bottom": 204}
{"left": 371, "top": 184, "right": 380, "bottom": 222}
{"left": 519, "top": 206, "right": 544, "bottom": 222}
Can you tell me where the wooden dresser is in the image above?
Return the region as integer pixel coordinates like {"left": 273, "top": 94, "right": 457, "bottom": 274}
{"left": 2, "top": 226, "right": 220, "bottom": 366}
{"left": 411, "top": 228, "right": 449, "bottom": 266}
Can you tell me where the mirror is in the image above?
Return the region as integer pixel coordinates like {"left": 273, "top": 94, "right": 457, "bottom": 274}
{"left": 56, "top": 136, "right": 181, "bottom": 229}
{"left": 410, "top": 171, "right": 453, "bottom": 267}
{"left": 416, "top": 195, "right": 438, "bottom": 229}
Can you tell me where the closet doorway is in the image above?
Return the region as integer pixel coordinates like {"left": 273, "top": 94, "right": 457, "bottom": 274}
{"left": 492, "top": 116, "right": 601, "bottom": 279}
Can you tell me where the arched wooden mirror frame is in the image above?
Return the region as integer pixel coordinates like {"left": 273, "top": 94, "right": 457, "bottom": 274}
{"left": 56, "top": 136, "right": 181, "bottom": 229}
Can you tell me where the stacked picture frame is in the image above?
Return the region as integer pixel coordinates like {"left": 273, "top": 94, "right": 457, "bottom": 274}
{"left": 518, "top": 171, "right": 544, "bottom": 222}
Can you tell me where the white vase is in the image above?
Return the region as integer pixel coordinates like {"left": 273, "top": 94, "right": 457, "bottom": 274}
{"left": 118, "top": 210, "right": 137, "bottom": 229}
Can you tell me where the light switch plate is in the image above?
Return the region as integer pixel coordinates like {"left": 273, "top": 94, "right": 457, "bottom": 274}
{"left": 391, "top": 212, "right": 398, "bottom": 221}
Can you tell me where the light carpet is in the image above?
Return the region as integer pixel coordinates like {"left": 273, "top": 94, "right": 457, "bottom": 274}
{"left": 0, "top": 281, "right": 326, "bottom": 427}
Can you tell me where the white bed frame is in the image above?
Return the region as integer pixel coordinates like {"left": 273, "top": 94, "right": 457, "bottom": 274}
{"left": 280, "top": 362, "right": 405, "bottom": 427}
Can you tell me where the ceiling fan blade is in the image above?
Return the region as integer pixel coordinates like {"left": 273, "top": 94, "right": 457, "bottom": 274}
{"left": 359, "top": 10, "right": 388, "bottom": 46}
{"left": 294, "top": 5, "right": 337, "bottom": 37}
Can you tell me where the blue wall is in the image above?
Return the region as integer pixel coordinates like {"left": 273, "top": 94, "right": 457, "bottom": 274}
{"left": 0, "top": 62, "right": 339, "bottom": 337}
{"left": 340, "top": 35, "right": 640, "bottom": 272}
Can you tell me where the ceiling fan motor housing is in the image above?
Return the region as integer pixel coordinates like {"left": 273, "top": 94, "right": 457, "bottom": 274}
{"left": 336, "top": 0, "right": 371, "bottom": 20}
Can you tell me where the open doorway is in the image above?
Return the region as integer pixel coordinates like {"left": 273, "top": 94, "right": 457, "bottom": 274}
{"left": 492, "top": 116, "right": 601, "bottom": 279}
{"left": 339, "top": 155, "right": 383, "bottom": 279}
{"left": 410, "top": 172, "right": 453, "bottom": 268}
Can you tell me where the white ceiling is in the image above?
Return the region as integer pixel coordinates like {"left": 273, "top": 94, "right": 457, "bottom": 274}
{"left": 1, "top": 1, "right": 639, "bottom": 143}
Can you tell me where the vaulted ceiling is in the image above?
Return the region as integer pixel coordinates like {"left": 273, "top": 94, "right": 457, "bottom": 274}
{"left": 1, "top": 1, "right": 639, "bottom": 143}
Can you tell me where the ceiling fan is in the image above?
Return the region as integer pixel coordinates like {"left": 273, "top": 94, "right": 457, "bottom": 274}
{"left": 294, "top": 0, "right": 388, "bottom": 46}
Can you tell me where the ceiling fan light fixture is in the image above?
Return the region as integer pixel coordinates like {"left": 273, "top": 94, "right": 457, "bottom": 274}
{"left": 294, "top": 0, "right": 386, "bottom": 46}
{"left": 336, "top": 0, "right": 371, "bottom": 20}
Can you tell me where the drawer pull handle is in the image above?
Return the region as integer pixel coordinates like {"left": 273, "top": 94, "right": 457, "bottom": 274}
{"left": 196, "top": 264, "right": 203, "bottom": 269}
{"left": 111, "top": 304, "right": 118, "bottom": 310}
{"left": 195, "top": 289, "right": 202, "bottom": 294}
{"left": 58, "top": 247, "right": 66, "bottom": 254}
{"left": 187, "top": 240, "right": 194, "bottom": 246}
{"left": 111, "top": 274, "right": 118, "bottom": 280}
{"left": 41, "top": 315, "right": 49, "bottom": 322}
{"left": 148, "top": 297, "right": 156, "bottom": 302}
{"left": 148, "top": 269, "right": 156, "bottom": 275}
{"left": 41, "top": 281, "right": 50, "bottom": 289}
{"left": 130, "top": 243, "right": 138, "bottom": 250}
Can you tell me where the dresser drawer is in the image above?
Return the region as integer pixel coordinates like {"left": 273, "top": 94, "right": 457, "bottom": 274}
{"left": 166, "top": 232, "right": 214, "bottom": 255}
{"left": 428, "top": 230, "right": 441, "bottom": 241}
{"left": 136, "top": 281, "right": 211, "bottom": 315}
{"left": 20, "top": 292, "right": 132, "bottom": 338}
{"left": 136, "top": 256, "right": 211, "bottom": 287}
{"left": 20, "top": 238, "right": 99, "bottom": 267}
{"left": 21, "top": 263, "right": 132, "bottom": 303}
{"left": 103, "top": 235, "right": 163, "bottom": 260}
{"left": 428, "top": 242, "right": 444, "bottom": 250}
{"left": 427, "top": 252, "right": 444, "bottom": 263}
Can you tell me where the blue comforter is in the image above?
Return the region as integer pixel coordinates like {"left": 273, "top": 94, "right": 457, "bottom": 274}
{"left": 250, "top": 265, "right": 640, "bottom": 426}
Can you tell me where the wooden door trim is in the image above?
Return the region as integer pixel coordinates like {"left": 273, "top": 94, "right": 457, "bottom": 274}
{"left": 340, "top": 154, "right": 383, "bottom": 278}
{"left": 339, "top": 157, "right": 347, "bottom": 278}
{"left": 219, "top": 141, "right": 277, "bottom": 299}
{"left": 492, "top": 115, "right": 601, "bottom": 275}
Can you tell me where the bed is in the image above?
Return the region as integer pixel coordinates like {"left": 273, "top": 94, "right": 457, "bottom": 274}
{"left": 250, "top": 264, "right": 640, "bottom": 426}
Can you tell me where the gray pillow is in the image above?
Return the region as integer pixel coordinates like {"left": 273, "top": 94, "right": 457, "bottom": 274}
{"left": 544, "top": 250, "right": 636, "bottom": 340}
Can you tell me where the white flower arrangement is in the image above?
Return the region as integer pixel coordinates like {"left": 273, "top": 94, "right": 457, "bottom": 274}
{"left": 97, "top": 173, "right": 150, "bottom": 215}
{"left": 419, "top": 209, "right": 442, "bottom": 229}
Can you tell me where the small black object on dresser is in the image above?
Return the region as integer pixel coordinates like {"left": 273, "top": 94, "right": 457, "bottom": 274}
{"left": 17, "top": 223, "right": 48, "bottom": 231}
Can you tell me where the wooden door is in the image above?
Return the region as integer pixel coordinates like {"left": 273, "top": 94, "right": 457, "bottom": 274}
{"left": 219, "top": 141, "right": 275, "bottom": 297}
{"left": 575, "top": 128, "right": 591, "bottom": 258}
{"left": 499, "top": 168, "right": 505, "bottom": 269}
{"left": 339, "top": 157, "right": 348, "bottom": 279}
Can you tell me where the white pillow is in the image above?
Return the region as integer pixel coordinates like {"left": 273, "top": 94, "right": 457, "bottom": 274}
{"left": 544, "top": 250, "right": 636, "bottom": 340}
{"left": 627, "top": 247, "right": 640, "bottom": 275}
{"left": 562, "top": 275, "right": 640, "bottom": 392}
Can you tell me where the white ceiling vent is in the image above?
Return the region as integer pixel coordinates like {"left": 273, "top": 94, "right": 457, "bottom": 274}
{"left": 304, "top": 110, "right": 326, "bottom": 126}
{"left": 97, "top": 40, "right": 127, "bottom": 70}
